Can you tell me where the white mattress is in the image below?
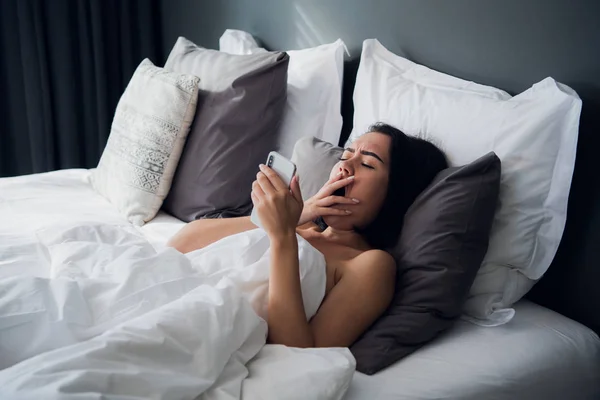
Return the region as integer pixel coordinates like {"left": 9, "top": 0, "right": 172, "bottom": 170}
{"left": 2, "top": 169, "right": 600, "bottom": 400}
{"left": 345, "top": 300, "right": 600, "bottom": 400}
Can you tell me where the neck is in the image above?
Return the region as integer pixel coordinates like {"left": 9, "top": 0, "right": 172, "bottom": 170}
{"left": 321, "top": 226, "right": 361, "bottom": 247}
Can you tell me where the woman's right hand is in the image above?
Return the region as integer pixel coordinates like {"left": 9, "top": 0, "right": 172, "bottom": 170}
{"left": 297, "top": 173, "right": 359, "bottom": 226}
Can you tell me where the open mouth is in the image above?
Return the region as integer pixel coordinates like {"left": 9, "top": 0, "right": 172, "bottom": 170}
{"left": 333, "top": 182, "right": 353, "bottom": 198}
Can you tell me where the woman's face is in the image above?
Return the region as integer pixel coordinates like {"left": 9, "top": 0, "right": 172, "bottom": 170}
{"left": 323, "top": 132, "right": 391, "bottom": 230}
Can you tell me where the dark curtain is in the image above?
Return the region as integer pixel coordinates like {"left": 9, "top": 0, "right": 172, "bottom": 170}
{"left": 0, "top": 0, "right": 163, "bottom": 177}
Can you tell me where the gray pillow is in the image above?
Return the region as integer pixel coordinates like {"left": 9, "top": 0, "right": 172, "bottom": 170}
{"left": 162, "top": 37, "right": 289, "bottom": 221}
{"left": 291, "top": 136, "right": 342, "bottom": 201}
{"left": 292, "top": 136, "right": 501, "bottom": 375}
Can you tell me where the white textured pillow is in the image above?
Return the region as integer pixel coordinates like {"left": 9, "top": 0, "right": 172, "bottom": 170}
{"left": 219, "top": 29, "right": 346, "bottom": 157}
{"left": 92, "top": 59, "right": 199, "bottom": 226}
{"left": 348, "top": 39, "right": 582, "bottom": 326}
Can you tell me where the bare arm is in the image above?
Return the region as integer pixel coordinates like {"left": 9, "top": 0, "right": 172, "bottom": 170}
{"left": 309, "top": 250, "right": 396, "bottom": 347}
{"left": 268, "top": 248, "right": 396, "bottom": 348}
{"left": 266, "top": 233, "right": 314, "bottom": 346}
{"left": 166, "top": 216, "right": 257, "bottom": 253}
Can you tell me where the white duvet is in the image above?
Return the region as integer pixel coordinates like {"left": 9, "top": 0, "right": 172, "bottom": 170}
{"left": 0, "top": 170, "right": 355, "bottom": 400}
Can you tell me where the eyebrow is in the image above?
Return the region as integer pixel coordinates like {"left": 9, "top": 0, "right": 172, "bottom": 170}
{"left": 345, "top": 148, "right": 385, "bottom": 164}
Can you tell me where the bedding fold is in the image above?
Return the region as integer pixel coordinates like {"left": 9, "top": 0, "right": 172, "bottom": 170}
{"left": 0, "top": 176, "right": 355, "bottom": 400}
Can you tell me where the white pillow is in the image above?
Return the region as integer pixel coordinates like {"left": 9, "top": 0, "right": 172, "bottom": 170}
{"left": 92, "top": 59, "right": 199, "bottom": 226}
{"left": 219, "top": 29, "right": 345, "bottom": 157}
{"left": 348, "top": 39, "right": 582, "bottom": 326}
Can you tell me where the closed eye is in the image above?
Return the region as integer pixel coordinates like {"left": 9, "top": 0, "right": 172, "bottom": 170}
{"left": 338, "top": 157, "right": 375, "bottom": 170}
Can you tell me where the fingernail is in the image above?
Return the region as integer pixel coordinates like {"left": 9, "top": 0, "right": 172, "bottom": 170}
{"left": 347, "top": 176, "right": 355, "bottom": 180}
{"left": 345, "top": 210, "right": 352, "bottom": 214}
{"left": 259, "top": 164, "right": 265, "bottom": 168}
{"left": 352, "top": 198, "right": 360, "bottom": 203}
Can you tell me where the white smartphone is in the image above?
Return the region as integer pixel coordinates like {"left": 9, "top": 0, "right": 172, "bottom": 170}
{"left": 250, "top": 151, "right": 297, "bottom": 229}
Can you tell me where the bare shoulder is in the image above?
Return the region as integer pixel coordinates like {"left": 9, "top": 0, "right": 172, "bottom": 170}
{"left": 308, "top": 247, "right": 397, "bottom": 347}
{"left": 347, "top": 248, "right": 396, "bottom": 281}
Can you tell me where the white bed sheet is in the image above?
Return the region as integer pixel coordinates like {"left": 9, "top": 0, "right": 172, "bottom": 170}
{"left": 0, "top": 168, "right": 186, "bottom": 279}
{"left": 2, "top": 169, "right": 599, "bottom": 400}
{"left": 345, "top": 300, "right": 600, "bottom": 400}
{"left": 0, "top": 169, "right": 356, "bottom": 399}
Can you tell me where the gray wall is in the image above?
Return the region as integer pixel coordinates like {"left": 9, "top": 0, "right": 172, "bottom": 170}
{"left": 159, "top": 0, "right": 600, "bottom": 332}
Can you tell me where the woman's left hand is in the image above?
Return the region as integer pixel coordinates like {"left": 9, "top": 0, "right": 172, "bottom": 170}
{"left": 251, "top": 164, "right": 304, "bottom": 239}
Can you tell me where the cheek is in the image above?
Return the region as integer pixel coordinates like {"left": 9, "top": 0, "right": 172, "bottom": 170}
{"left": 365, "top": 176, "right": 388, "bottom": 207}
{"left": 361, "top": 173, "right": 387, "bottom": 195}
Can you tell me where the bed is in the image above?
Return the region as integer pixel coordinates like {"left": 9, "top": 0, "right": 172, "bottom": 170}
{"left": 3, "top": 2, "right": 600, "bottom": 396}
{"left": 3, "top": 169, "right": 599, "bottom": 399}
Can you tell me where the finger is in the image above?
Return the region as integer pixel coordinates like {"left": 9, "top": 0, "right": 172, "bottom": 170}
{"left": 252, "top": 180, "right": 265, "bottom": 198}
{"left": 259, "top": 164, "right": 288, "bottom": 192}
{"left": 250, "top": 190, "right": 260, "bottom": 206}
{"left": 318, "top": 196, "right": 359, "bottom": 207}
{"left": 256, "top": 171, "right": 277, "bottom": 195}
{"left": 290, "top": 175, "right": 303, "bottom": 204}
{"left": 325, "top": 171, "right": 345, "bottom": 185}
{"left": 316, "top": 175, "right": 354, "bottom": 198}
{"left": 319, "top": 207, "right": 352, "bottom": 216}
{"left": 323, "top": 175, "right": 355, "bottom": 194}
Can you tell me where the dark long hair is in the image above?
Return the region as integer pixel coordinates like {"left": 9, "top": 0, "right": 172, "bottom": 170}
{"left": 355, "top": 123, "right": 448, "bottom": 249}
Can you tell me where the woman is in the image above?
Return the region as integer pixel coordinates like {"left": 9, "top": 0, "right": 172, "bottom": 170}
{"left": 168, "top": 123, "right": 447, "bottom": 349}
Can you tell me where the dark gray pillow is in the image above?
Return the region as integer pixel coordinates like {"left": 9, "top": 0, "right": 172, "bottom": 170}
{"left": 162, "top": 37, "right": 289, "bottom": 221}
{"left": 292, "top": 137, "right": 501, "bottom": 375}
{"left": 352, "top": 152, "right": 501, "bottom": 374}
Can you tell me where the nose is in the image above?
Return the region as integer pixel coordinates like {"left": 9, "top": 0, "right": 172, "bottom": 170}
{"left": 338, "top": 160, "right": 353, "bottom": 177}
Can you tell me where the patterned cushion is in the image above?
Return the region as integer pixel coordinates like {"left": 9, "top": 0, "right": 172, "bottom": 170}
{"left": 92, "top": 58, "right": 199, "bottom": 225}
